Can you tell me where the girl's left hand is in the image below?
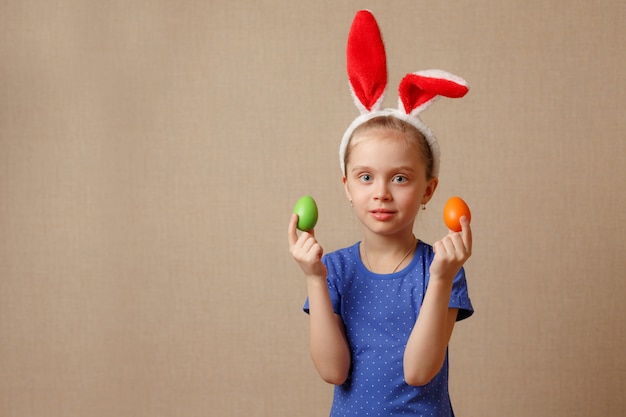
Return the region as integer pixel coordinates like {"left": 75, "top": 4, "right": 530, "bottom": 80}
{"left": 430, "top": 216, "right": 472, "bottom": 281}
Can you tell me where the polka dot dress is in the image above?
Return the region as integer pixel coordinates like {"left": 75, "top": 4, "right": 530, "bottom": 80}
{"left": 303, "top": 241, "right": 473, "bottom": 417}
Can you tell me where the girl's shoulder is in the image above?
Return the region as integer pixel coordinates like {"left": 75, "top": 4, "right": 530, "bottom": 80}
{"left": 323, "top": 242, "right": 360, "bottom": 266}
{"left": 416, "top": 239, "right": 434, "bottom": 256}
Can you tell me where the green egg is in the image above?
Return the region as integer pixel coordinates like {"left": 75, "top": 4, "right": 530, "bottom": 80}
{"left": 293, "top": 195, "right": 318, "bottom": 231}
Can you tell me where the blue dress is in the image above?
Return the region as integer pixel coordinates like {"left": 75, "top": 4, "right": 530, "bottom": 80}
{"left": 304, "top": 241, "right": 473, "bottom": 417}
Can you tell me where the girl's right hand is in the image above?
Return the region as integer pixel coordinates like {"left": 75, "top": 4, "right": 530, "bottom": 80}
{"left": 288, "top": 213, "right": 327, "bottom": 278}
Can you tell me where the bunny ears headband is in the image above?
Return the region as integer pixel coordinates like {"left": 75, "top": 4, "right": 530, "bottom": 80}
{"left": 339, "top": 10, "right": 469, "bottom": 177}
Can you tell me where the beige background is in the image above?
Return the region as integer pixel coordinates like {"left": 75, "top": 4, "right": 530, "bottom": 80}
{"left": 1, "top": 1, "right": 625, "bottom": 416}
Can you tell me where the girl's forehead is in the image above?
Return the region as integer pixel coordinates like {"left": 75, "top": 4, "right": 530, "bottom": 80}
{"left": 348, "top": 135, "right": 423, "bottom": 168}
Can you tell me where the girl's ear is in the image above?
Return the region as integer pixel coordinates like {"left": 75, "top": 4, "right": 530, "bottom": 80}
{"left": 342, "top": 176, "right": 352, "bottom": 202}
{"left": 421, "top": 177, "right": 439, "bottom": 205}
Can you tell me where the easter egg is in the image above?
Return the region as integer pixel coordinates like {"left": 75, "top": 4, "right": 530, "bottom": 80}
{"left": 293, "top": 196, "right": 318, "bottom": 232}
{"left": 443, "top": 196, "right": 471, "bottom": 232}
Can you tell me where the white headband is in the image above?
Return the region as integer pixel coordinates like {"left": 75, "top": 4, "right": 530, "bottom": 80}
{"left": 339, "top": 10, "right": 469, "bottom": 177}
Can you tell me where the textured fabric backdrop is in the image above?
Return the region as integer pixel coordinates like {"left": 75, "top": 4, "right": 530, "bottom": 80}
{"left": 1, "top": 1, "right": 624, "bottom": 416}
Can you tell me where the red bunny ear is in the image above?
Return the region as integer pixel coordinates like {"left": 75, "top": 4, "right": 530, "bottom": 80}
{"left": 347, "top": 10, "right": 387, "bottom": 112}
{"left": 399, "top": 70, "right": 469, "bottom": 115}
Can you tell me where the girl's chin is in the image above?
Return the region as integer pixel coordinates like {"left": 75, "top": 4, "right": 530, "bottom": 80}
{"left": 360, "top": 222, "right": 414, "bottom": 237}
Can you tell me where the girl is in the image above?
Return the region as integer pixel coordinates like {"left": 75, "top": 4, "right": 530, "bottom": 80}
{"left": 288, "top": 11, "right": 473, "bottom": 417}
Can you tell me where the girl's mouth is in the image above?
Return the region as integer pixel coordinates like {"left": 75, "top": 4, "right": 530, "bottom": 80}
{"left": 370, "top": 209, "right": 395, "bottom": 221}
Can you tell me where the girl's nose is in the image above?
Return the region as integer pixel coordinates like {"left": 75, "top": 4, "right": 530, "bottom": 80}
{"left": 373, "top": 185, "right": 391, "bottom": 201}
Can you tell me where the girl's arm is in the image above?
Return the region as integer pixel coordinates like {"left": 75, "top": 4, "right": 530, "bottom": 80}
{"left": 306, "top": 276, "right": 351, "bottom": 385}
{"left": 403, "top": 217, "right": 472, "bottom": 386}
{"left": 288, "top": 214, "right": 351, "bottom": 385}
{"left": 403, "top": 283, "right": 458, "bottom": 386}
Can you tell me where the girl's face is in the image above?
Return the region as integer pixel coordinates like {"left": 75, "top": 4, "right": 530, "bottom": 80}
{"left": 342, "top": 127, "right": 438, "bottom": 238}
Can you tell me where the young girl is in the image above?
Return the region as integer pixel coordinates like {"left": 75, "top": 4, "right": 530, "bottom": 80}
{"left": 288, "top": 11, "right": 473, "bottom": 416}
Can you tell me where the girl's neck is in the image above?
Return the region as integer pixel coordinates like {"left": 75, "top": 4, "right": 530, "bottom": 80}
{"left": 362, "top": 231, "right": 416, "bottom": 254}
{"left": 360, "top": 232, "right": 418, "bottom": 274}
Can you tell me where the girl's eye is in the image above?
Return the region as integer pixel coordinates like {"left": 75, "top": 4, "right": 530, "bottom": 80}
{"left": 393, "top": 175, "right": 408, "bottom": 184}
{"left": 359, "top": 174, "right": 372, "bottom": 182}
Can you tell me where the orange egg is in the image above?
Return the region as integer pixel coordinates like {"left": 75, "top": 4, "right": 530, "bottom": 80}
{"left": 443, "top": 196, "right": 471, "bottom": 232}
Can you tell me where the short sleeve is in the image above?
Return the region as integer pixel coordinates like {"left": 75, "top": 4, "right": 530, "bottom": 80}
{"left": 450, "top": 266, "right": 474, "bottom": 321}
{"left": 303, "top": 254, "right": 342, "bottom": 315}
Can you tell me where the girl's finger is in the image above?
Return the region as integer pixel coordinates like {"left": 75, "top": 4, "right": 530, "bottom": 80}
{"left": 459, "top": 216, "right": 472, "bottom": 250}
{"left": 287, "top": 213, "right": 299, "bottom": 247}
